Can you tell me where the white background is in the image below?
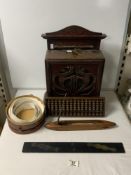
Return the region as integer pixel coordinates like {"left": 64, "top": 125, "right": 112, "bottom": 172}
{"left": 0, "top": 0, "right": 130, "bottom": 89}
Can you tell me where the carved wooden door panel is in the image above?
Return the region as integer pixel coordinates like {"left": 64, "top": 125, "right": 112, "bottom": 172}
{"left": 46, "top": 61, "right": 104, "bottom": 97}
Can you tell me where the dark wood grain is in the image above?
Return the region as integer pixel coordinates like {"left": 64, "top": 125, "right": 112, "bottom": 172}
{"left": 42, "top": 26, "right": 106, "bottom": 117}
{"left": 42, "top": 25, "right": 106, "bottom": 50}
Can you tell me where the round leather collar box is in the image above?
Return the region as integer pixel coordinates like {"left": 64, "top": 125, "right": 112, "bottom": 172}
{"left": 6, "top": 95, "right": 45, "bottom": 134}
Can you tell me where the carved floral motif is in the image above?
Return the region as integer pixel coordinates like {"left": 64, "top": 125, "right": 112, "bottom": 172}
{"left": 52, "top": 66, "right": 96, "bottom": 96}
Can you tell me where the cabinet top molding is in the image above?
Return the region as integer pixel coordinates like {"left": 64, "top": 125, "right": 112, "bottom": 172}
{"left": 42, "top": 25, "right": 106, "bottom": 39}
{"left": 41, "top": 25, "right": 106, "bottom": 50}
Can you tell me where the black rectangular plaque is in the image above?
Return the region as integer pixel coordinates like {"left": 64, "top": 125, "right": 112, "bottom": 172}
{"left": 22, "top": 142, "right": 125, "bottom": 153}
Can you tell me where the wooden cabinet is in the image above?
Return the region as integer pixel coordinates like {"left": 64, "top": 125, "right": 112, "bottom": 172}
{"left": 42, "top": 25, "right": 106, "bottom": 117}
{"left": 45, "top": 50, "right": 105, "bottom": 96}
